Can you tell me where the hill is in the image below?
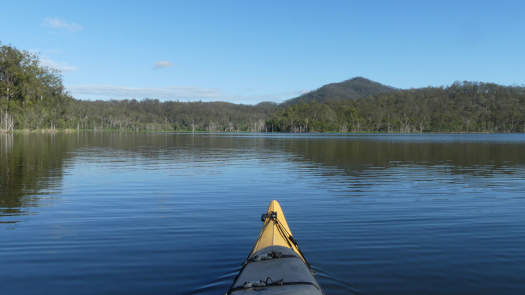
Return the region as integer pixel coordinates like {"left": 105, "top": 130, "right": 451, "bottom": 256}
{"left": 269, "top": 81, "right": 525, "bottom": 133}
{"left": 2, "top": 43, "right": 525, "bottom": 134}
{"left": 282, "top": 77, "right": 398, "bottom": 105}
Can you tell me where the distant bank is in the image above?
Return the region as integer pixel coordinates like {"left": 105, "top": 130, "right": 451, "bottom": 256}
{"left": 2, "top": 44, "right": 525, "bottom": 134}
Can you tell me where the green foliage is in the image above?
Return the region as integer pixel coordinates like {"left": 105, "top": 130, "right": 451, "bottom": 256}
{"left": 0, "top": 44, "right": 275, "bottom": 132}
{"left": 1, "top": 43, "right": 72, "bottom": 131}
{"left": 1, "top": 43, "right": 524, "bottom": 133}
{"left": 68, "top": 99, "right": 275, "bottom": 132}
{"left": 270, "top": 82, "right": 525, "bottom": 133}
{"left": 282, "top": 77, "right": 397, "bottom": 106}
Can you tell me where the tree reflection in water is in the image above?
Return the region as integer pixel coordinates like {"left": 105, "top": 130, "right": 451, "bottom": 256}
{"left": 1, "top": 133, "right": 525, "bottom": 223}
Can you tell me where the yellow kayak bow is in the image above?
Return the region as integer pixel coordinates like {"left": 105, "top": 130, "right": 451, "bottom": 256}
{"left": 251, "top": 200, "right": 307, "bottom": 263}
{"left": 227, "top": 200, "right": 323, "bottom": 295}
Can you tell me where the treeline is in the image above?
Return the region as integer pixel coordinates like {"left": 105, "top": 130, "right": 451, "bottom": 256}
{"left": 69, "top": 99, "right": 275, "bottom": 132}
{"left": 269, "top": 83, "right": 525, "bottom": 133}
{"left": 2, "top": 43, "right": 525, "bottom": 133}
{"left": 1, "top": 44, "right": 72, "bottom": 132}
{"left": 0, "top": 44, "right": 275, "bottom": 132}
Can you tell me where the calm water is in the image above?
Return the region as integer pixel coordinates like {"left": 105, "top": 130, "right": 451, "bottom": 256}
{"left": 1, "top": 133, "right": 525, "bottom": 295}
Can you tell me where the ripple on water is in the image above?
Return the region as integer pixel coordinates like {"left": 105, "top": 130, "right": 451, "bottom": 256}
{"left": 2, "top": 133, "right": 525, "bottom": 295}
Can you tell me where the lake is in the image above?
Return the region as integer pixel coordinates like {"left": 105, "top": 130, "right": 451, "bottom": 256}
{"left": 1, "top": 133, "right": 525, "bottom": 295}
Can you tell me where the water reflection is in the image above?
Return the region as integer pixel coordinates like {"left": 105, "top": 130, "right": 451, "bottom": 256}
{"left": 1, "top": 133, "right": 12, "bottom": 154}
{"left": 278, "top": 136, "right": 525, "bottom": 175}
{"left": 2, "top": 133, "right": 525, "bottom": 221}
{"left": 0, "top": 134, "right": 75, "bottom": 220}
{"left": 2, "top": 133, "right": 525, "bottom": 295}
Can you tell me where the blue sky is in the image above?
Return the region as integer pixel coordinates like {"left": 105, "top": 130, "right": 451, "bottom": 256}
{"left": 1, "top": 0, "right": 524, "bottom": 104}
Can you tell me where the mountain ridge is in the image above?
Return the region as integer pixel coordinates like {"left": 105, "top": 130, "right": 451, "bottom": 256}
{"left": 282, "top": 77, "right": 398, "bottom": 105}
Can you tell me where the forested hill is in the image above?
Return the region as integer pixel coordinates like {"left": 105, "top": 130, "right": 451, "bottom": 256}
{"left": 1, "top": 43, "right": 525, "bottom": 133}
{"left": 282, "top": 77, "right": 398, "bottom": 106}
{"left": 270, "top": 83, "right": 525, "bottom": 133}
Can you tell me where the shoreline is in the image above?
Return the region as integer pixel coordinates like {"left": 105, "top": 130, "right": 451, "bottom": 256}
{"left": 0, "top": 129, "right": 521, "bottom": 135}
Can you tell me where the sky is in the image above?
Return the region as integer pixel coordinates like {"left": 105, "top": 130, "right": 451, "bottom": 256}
{"left": 1, "top": 0, "right": 524, "bottom": 104}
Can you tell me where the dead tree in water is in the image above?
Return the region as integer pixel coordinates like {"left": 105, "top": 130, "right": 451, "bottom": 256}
{"left": 1, "top": 110, "right": 14, "bottom": 133}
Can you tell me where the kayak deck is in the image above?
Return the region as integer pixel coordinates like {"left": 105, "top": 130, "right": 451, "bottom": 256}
{"left": 227, "top": 200, "right": 324, "bottom": 295}
{"left": 251, "top": 200, "right": 305, "bottom": 261}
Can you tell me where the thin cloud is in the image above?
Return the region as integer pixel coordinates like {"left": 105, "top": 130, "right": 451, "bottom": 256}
{"left": 43, "top": 17, "right": 83, "bottom": 32}
{"left": 68, "top": 85, "right": 222, "bottom": 100}
{"left": 41, "top": 58, "right": 77, "bottom": 72}
{"left": 28, "top": 48, "right": 63, "bottom": 55}
{"left": 67, "top": 84, "right": 309, "bottom": 104}
{"left": 154, "top": 61, "right": 174, "bottom": 69}
{"left": 229, "top": 89, "right": 311, "bottom": 104}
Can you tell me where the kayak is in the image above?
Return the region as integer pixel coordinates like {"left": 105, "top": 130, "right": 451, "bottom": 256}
{"left": 226, "top": 200, "right": 324, "bottom": 295}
